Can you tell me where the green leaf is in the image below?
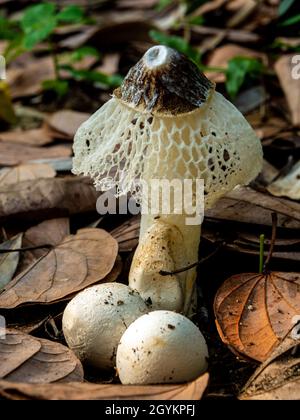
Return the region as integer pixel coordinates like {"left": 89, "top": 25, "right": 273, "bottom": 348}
{"left": 60, "top": 65, "right": 123, "bottom": 88}
{"left": 21, "top": 3, "right": 57, "bottom": 50}
{"left": 156, "top": 0, "right": 173, "bottom": 12}
{"left": 57, "top": 5, "right": 84, "bottom": 23}
{"left": 149, "top": 30, "right": 201, "bottom": 65}
{"left": 42, "top": 79, "right": 69, "bottom": 97}
{"left": 0, "top": 17, "right": 19, "bottom": 40}
{"left": 226, "top": 56, "right": 263, "bottom": 99}
{"left": 280, "top": 13, "right": 300, "bottom": 26}
{"left": 70, "top": 46, "right": 100, "bottom": 62}
{"left": 187, "top": 15, "right": 204, "bottom": 25}
{"left": 278, "top": 0, "right": 295, "bottom": 16}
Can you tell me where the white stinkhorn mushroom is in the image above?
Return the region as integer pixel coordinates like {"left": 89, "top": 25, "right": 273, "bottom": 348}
{"left": 73, "top": 45, "right": 263, "bottom": 315}
{"left": 116, "top": 310, "right": 208, "bottom": 384}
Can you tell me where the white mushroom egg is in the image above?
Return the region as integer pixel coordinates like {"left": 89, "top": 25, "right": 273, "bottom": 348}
{"left": 116, "top": 310, "right": 208, "bottom": 384}
{"left": 62, "top": 282, "right": 148, "bottom": 370}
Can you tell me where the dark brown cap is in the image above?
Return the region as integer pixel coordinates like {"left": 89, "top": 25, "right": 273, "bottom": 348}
{"left": 114, "top": 45, "right": 215, "bottom": 116}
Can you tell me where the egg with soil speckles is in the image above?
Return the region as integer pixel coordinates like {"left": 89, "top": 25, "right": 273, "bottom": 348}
{"left": 62, "top": 283, "right": 148, "bottom": 370}
{"left": 116, "top": 310, "right": 208, "bottom": 384}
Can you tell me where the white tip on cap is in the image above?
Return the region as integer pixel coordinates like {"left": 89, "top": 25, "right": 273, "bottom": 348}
{"left": 143, "top": 45, "right": 174, "bottom": 70}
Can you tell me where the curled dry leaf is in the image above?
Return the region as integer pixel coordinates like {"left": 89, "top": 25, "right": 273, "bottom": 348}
{"left": 0, "top": 234, "right": 23, "bottom": 290}
{"left": 0, "top": 228, "right": 118, "bottom": 309}
{"left": 0, "top": 373, "right": 209, "bottom": 400}
{"left": 240, "top": 326, "right": 300, "bottom": 400}
{"left": 0, "top": 177, "right": 99, "bottom": 222}
{"left": 206, "top": 186, "right": 300, "bottom": 229}
{"left": 0, "top": 142, "right": 71, "bottom": 166}
{"left": 110, "top": 215, "right": 140, "bottom": 252}
{"left": 0, "top": 330, "right": 83, "bottom": 384}
{"left": 267, "top": 161, "right": 300, "bottom": 200}
{"left": 0, "top": 164, "right": 56, "bottom": 187}
{"left": 214, "top": 272, "right": 300, "bottom": 362}
{"left": 275, "top": 55, "right": 300, "bottom": 127}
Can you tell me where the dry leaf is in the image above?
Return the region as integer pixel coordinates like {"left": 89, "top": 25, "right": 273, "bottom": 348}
{"left": 18, "top": 218, "right": 70, "bottom": 272}
{"left": 206, "top": 44, "right": 267, "bottom": 82}
{"left": 0, "top": 234, "right": 23, "bottom": 290}
{"left": 110, "top": 216, "right": 140, "bottom": 252}
{"left": 0, "top": 164, "right": 56, "bottom": 187}
{"left": 0, "top": 177, "right": 99, "bottom": 221}
{"left": 47, "top": 110, "right": 90, "bottom": 139}
{"left": 0, "top": 142, "right": 71, "bottom": 166}
{"left": 7, "top": 57, "right": 55, "bottom": 98}
{"left": 267, "top": 161, "right": 300, "bottom": 200}
{"left": 240, "top": 327, "right": 300, "bottom": 400}
{"left": 96, "top": 53, "right": 120, "bottom": 76}
{"left": 0, "top": 125, "right": 54, "bottom": 146}
{"left": 28, "top": 157, "right": 73, "bottom": 172}
{"left": 206, "top": 186, "right": 300, "bottom": 229}
{"left": 0, "top": 330, "right": 83, "bottom": 384}
{"left": 214, "top": 272, "right": 300, "bottom": 362}
{"left": 0, "top": 373, "right": 209, "bottom": 400}
{"left": 0, "top": 228, "right": 118, "bottom": 309}
{"left": 275, "top": 55, "right": 300, "bottom": 127}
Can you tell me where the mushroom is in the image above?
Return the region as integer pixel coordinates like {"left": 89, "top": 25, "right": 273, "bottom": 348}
{"left": 73, "top": 45, "right": 263, "bottom": 315}
{"left": 116, "top": 310, "right": 208, "bottom": 384}
{"left": 62, "top": 283, "right": 148, "bottom": 370}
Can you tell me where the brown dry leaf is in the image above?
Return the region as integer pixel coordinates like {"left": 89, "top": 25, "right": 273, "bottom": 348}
{"left": 267, "top": 161, "right": 300, "bottom": 200}
{"left": 202, "top": 226, "right": 300, "bottom": 264}
{"left": 0, "top": 372, "right": 209, "bottom": 400}
{"left": 0, "top": 330, "right": 83, "bottom": 384}
{"left": 60, "top": 21, "right": 154, "bottom": 49}
{"left": 96, "top": 53, "right": 120, "bottom": 76}
{"left": 227, "top": 0, "right": 257, "bottom": 28}
{"left": 18, "top": 218, "right": 70, "bottom": 272}
{"left": 0, "top": 234, "right": 23, "bottom": 290}
{"left": 214, "top": 272, "right": 300, "bottom": 362}
{"left": 206, "top": 44, "right": 267, "bottom": 82}
{"left": 7, "top": 57, "right": 55, "bottom": 98}
{"left": 47, "top": 110, "right": 90, "bottom": 139}
{"left": 0, "top": 164, "right": 56, "bottom": 187}
{"left": 0, "top": 177, "right": 99, "bottom": 221}
{"left": 110, "top": 216, "right": 140, "bottom": 252}
{"left": 0, "top": 228, "right": 118, "bottom": 309}
{"left": 275, "top": 55, "right": 300, "bottom": 127}
{"left": 206, "top": 186, "right": 300, "bottom": 229}
{"left": 240, "top": 326, "right": 300, "bottom": 400}
{"left": 0, "top": 142, "right": 71, "bottom": 166}
{"left": 0, "top": 125, "right": 54, "bottom": 146}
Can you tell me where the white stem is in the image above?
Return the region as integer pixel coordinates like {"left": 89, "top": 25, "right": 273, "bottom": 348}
{"left": 129, "top": 207, "right": 201, "bottom": 314}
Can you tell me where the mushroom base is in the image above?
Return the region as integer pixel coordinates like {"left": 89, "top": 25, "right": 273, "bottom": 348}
{"left": 129, "top": 215, "right": 201, "bottom": 315}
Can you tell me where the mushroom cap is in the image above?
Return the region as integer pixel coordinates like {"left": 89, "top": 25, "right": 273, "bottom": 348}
{"left": 73, "top": 46, "right": 263, "bottom": 207}
{"left": 116, "top": 310, "right": 208, "bottom": 384}
{"left": 62, "top": 282, "right": 148, "bottom": 370}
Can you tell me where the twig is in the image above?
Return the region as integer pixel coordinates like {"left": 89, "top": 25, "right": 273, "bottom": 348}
{"left": 159, "top": 242, "right": 224, "bottom": 276}
{"left": 0, "top": 244, "right": 53, "bottom": 254}
{"left": 263, "top": 212, "right": 278, "bottom": 272}
{"left": 259, "top": 234, "right": 265, "bottom": 274}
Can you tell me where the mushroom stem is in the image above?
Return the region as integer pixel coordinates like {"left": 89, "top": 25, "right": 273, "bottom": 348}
{"left": 138, "top": 213, "right": 200, "bottom": 315}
